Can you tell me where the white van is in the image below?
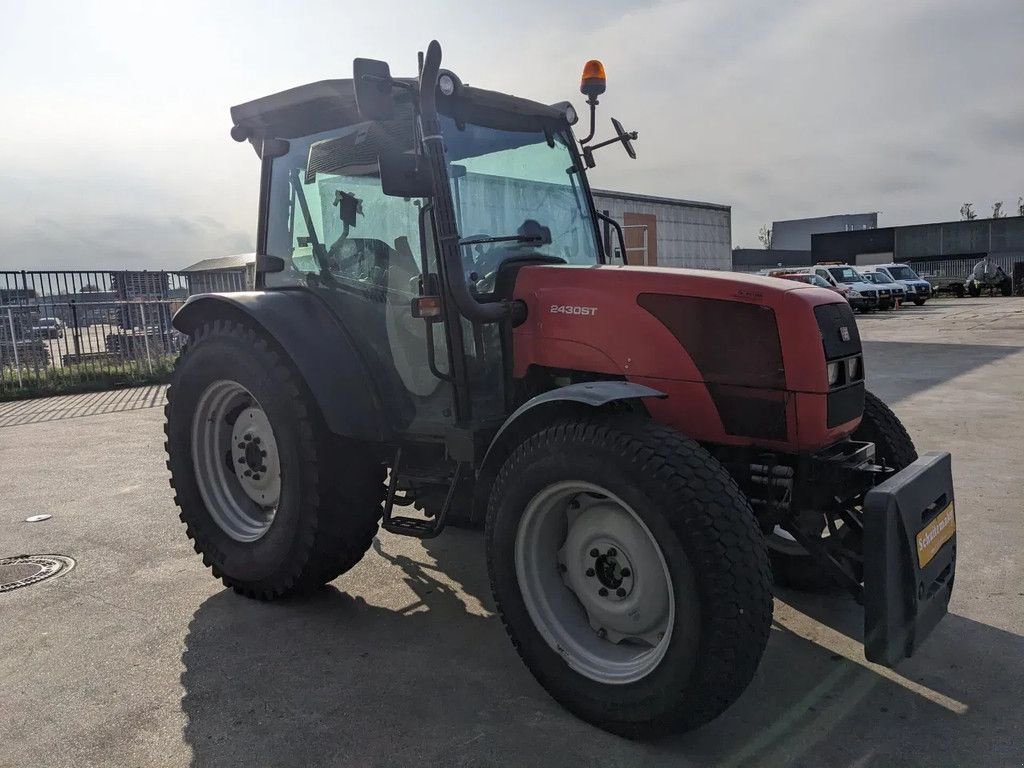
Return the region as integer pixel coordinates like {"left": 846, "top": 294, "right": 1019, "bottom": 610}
{"left": 813, "top": 264, "right": 881, "bottom": 313}
{"left": 867, "top": 264, "right": 933, "bottom": 306}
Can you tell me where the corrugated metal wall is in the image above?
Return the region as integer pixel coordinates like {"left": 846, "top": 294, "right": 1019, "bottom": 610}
{"left": 593, "top": 192, "right": 732, "bottom": 270}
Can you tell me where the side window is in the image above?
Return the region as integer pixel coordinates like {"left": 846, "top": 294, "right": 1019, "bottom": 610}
{"left": 815, "top": 269, "right": 830, "bottom": 283}
{"left": 266, "top": 123, "right": 425, "bottom": 296}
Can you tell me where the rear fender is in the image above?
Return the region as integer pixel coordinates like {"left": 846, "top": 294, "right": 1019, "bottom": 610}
{"left": 173, "top": 291, "right": 391, "bottom": 443}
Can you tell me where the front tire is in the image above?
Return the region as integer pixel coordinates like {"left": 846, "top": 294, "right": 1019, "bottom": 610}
{"left": 165, "top": 320, "right": 385, "bottom": 600}
{"left": 486, "top": 416, "right": 772, "bottom": 736}
{"left": 913, "top": 298, "right": 926, "bottom": 306}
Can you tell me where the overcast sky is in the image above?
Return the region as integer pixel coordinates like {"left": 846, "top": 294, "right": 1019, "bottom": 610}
{"left": 1, "top": 0, "right": 1021, "bottom": 269}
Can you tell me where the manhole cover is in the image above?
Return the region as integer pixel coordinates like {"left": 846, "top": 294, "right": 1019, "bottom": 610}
{"left": 0, "top": 555, "right": 75, "bottom": 593}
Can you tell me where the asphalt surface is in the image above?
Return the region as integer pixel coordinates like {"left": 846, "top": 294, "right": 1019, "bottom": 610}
{"left": 2, "top": 297, "right": 1022, "bottom": 767}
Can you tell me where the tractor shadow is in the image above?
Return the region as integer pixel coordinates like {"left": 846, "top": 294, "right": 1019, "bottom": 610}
{"left": 180, "top": 532, "right": 1024, "bottom": 768}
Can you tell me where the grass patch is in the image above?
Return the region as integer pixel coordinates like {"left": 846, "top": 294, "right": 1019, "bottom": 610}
{"left": 0, "top": 355, "right": 176, "bottom": 401}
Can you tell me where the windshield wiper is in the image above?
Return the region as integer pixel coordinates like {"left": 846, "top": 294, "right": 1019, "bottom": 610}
{"left": 459, "top": 234, "right": 544, "bottom": 247}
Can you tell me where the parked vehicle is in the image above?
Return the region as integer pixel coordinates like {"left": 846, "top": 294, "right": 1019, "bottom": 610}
{"left": 860, "top": 271, "right": 902, "bottom": 309}
{"left": 767, "top": 270, "right": 852, "bottom": 300}
{"left": 869, "top": 263, "right": 932, "bottom": 305}
{"left": 813, "top": 264, "right": 881, "bottom": 312}
{"left": 164, "top": 41, "right": 958, "bottom": 737}
{"left": 30, "top": 317, "right": 65, "bottom": 339}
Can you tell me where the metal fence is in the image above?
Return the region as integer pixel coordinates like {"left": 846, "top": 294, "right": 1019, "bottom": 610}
{"left": 0, "top": 269, "right": 249, "bottom": 399}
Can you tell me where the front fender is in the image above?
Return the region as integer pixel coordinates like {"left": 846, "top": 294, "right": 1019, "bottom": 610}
{"left": 470, "top": 381, "right": 666, "bottom": 522}
{"left": 173, "top": 290, "right": 391, "bottom": 443}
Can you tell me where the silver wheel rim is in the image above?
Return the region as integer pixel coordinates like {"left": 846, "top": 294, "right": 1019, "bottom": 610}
{"left": 514, "top": 481, "right": 675, "bottom": 685}
{"left": 191, "top": 380, "right": 281, "bottom": 542}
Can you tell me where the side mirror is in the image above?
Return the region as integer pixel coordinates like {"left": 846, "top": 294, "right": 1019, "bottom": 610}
{"left": 611, "top": 117, "right": 637, "bottom": 159}
{"left": 379, "top": 153, "right": 433, "bottom": 198}
{"left": 353, "top": 58, "right": 395, "bottom": 121}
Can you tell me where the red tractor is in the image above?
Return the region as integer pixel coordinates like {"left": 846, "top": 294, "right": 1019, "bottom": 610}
{"left": 165, "top": 41, "right": 957, "bottom": 736}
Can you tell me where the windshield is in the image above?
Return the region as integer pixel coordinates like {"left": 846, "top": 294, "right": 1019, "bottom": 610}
{"left": 866, "top": 272, "right": 893, "bottom": 284}
{"left": 888, "top": 265, "right": 920, "bottom": 281}
{"left": 808, "top": 275, "right": 831, "bottom": 288}
{"left": 440, "top": 116, "right": 600, "bottom": 280}
{"left": 828, "top": 267, "right": 864, "bottom": 284}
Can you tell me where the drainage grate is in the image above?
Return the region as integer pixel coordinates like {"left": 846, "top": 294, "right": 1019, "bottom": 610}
{"left": 0, "top": 555, "right": 75, "bottom": 593}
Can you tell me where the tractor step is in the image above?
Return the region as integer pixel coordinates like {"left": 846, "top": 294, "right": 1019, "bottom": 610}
{"left": 382, "top": 514, "right": 442, "bottom": 537}
{"left": 381, "top": 447, "right": 463, "bottom": 540}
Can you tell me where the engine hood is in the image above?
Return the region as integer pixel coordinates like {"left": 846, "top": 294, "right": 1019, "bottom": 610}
{"left": 511, "top": 263, "right": 845, "bottom": 386}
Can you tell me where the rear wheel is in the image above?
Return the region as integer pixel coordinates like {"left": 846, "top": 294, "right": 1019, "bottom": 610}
{"left": 165, "top": 320, "right": 385, "bottom": 599}
{"left": 769, "top": 389, "right": 917, "bottom": 590}
{"left": 952, "top": 283, "right": 965, "bottom": 298}
{"left": 486, "top": 416, "right": 772, "bottom": 736}
{"left": 967, "top": 282, "right": 981, "bottom": 297}
{"left": 1000, "top": 279, "right": 1013, "bottom": 297}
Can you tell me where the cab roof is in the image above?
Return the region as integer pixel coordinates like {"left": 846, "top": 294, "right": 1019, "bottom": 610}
{"left": 230, "top": 77, "right": 568, "bottom": 143}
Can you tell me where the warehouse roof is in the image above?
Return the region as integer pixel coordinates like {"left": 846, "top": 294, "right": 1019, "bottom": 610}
{"left": 181, "top": 254, "right": 255, "bottom": 273}
{"left": 591, "top": 188, "right": 730, "bottom": 213}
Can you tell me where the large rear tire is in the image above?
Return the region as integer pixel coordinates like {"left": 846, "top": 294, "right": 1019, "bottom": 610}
{"left": 769, "top": 389, "right": 917, "bottom": 590}
{"left": 165, "top": 320, "right": 385, "bottom": 600}
{"left": 486, "top": 416, "right": 772, "bottom": 737}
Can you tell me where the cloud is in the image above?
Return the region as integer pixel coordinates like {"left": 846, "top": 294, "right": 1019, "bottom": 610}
{"left": 0, "top": 0, "right": 1021, "bottom": 262}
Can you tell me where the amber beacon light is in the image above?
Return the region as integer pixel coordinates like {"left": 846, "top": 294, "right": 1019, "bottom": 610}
{"left": 580, "top": 60, "right": 607, "bottom": 99}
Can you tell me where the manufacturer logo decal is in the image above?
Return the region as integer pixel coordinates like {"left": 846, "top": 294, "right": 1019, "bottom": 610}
{"left": 839, "top": 326, "right": 851, "bottom": 342}
{"left": 550, "top": 305, "right": 598, "bottom": 316}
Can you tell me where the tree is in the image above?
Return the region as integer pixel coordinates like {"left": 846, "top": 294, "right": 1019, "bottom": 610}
{"left": 960, "top": 202, "right": 977, "bottom": 221}
{"left": 1018, "top": 197, "right": 1023, "bottom": 217}
{"left": 758, "top": 225, "right": 773, "bottom": 250}
{"left": 992, "top": 201, "right": 1004, "bottom": 219}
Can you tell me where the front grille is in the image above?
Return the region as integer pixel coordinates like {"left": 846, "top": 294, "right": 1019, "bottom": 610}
{"left": 862, "top": 289, "right": 876, "bottom": 298}
{"left": 828, "top": 382, "right": 865, "bottom": 427}
{"left": 814, "top": 302, "right": 862, "bottom": 360}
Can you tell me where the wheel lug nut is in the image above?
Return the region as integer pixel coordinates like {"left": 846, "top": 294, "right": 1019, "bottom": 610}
{"left": 596, "top": 628, "right": 607, "bottom": 639}
{"left": 621, "top": 568, "right": 631, "bottom": 578}
{"left": 607, "top": 547, "right": 617, "bottom": 557}
{"left": 237, "top": 442, "right": 245, "bottom": 449}
{"left": 616, "top": 588, "right": 626, "bottom": 597}
{"left": 254, "top": 437, "right": 261, "bottom": 444}
{"left": 585, "top": 568, "right": 595, "bottom": 577}
{"left": 244, "top": 470, "right": 252, "bottom": 477}
{"left": 261, "top": 450, "right": 267, "bottom": 457}
{"left": 589, "top": 548, "right": 599, "bottom": 558}
{"left": 244, "top": 433, "right": 253, "bottom": 441}
{"left": 253, "top": 474, "right": 261, "bottom": 480}
{"left": 598, "top": 587, "right": 608, "bottom": 597}
{"left": 237, "top": 457, "right": 246, "bottom": 464}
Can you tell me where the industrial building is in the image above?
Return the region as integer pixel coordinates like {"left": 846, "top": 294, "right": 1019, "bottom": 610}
{"left": 772, "top": 212, "right": 877, "bottom": 251}
{"left": 592, "top": 189, "right": 732, "bottom": 270}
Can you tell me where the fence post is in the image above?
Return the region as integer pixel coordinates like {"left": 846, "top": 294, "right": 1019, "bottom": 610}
{"left": 70, "top": 298, "right": 82, "bottom": 360}
{"left": 138, "top": 302, "right": 154, "bottom": 375}
{"left": 6, "top": 307, "right": 22, "bottom": 388}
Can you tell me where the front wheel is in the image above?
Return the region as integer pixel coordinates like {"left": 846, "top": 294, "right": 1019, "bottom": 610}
{"left": 913, "top": 298, "right": 926, "bottom": 306}
{"left": 486, "top": 416, "right": 772, "bottom": 736}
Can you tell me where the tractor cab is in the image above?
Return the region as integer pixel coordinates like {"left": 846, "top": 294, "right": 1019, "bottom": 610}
{"left": 220, "top": 43, "right": 640, "bottom": 531}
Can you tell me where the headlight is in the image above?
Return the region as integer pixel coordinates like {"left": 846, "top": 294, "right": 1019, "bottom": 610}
{"left": 438, "top": 72, "right": 457, "bottom": 97}
{"left": 847, "top": 289, "right": 861, "bottom": 298}
{"left": 827, "top": 361, "right": 840, "bottom": 386}
{"left": 846, "top": 356, "right": 860, "bottom": 380}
